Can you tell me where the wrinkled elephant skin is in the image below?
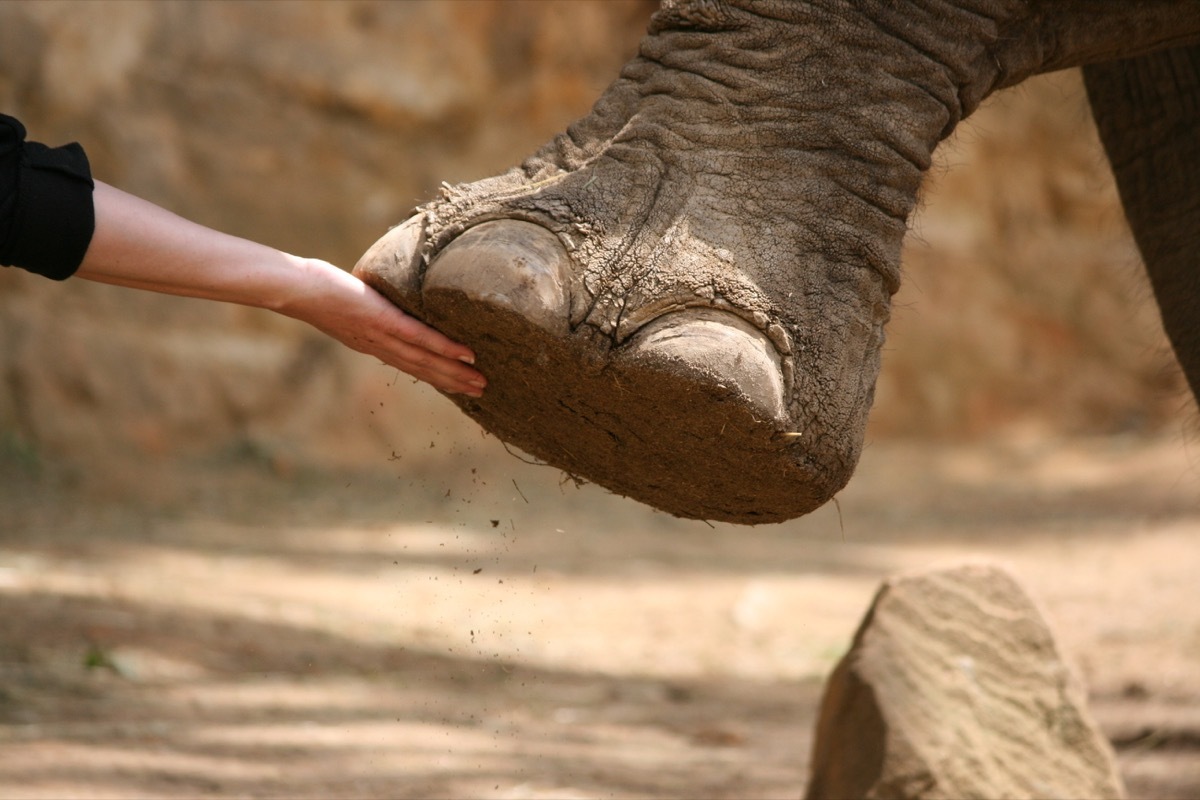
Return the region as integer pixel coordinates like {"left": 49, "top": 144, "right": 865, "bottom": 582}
{"left": 356, "top": 0, "right": 1200, "bottom": 524}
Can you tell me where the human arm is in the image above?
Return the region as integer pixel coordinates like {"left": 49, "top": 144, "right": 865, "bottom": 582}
{"left": 1, "top": 112, "right": 484, "bottom": 396}
{"left": 77, "top": 181, "right": 486, "bottom": 396}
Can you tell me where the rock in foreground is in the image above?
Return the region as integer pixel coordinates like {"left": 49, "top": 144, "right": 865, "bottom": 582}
{"left": 806, "top": 563, "right": 1125, "bottom": 800}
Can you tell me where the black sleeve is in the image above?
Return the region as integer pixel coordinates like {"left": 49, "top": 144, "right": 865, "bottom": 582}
{"left": 0, "top": 113, "right": 96, "bottom": 281}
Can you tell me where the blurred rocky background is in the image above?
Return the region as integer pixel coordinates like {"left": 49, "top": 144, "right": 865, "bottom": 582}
{"left": 0, "top": 0, "right": 1188, "bottom": 489}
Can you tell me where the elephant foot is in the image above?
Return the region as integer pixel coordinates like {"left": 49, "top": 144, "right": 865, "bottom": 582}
{"left": 354, "top": 2, "right": 930, "bottom": 523}
{"left": 359, "top": 218, "right": 814, "bottom": 523}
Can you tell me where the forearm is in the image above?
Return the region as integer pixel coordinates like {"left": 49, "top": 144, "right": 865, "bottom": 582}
{"left": 77, "top": 181, "right": 307, "bottom": 313}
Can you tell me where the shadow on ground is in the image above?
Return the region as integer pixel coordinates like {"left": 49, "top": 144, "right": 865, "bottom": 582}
{"left": 1, "top": 434, "right": 1198, "bottom": 798}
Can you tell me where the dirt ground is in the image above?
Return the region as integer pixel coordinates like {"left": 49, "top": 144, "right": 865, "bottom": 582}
{"left": 2, "top": 429, "right": 1198, "bottom": 799}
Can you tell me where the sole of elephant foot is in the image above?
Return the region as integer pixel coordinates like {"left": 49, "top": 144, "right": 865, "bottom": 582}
{"left": 410, "top": 221, "right": 832, "bottom": 525}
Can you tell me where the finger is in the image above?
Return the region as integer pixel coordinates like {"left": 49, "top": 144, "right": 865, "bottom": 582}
{"left": 384, "top": 306, "right": 477, "bottom": 365}
{"left": 389, "top": 340, "right": 487, "bottom": 388}
{"left": 377, "top": 340, "right": 487, "bottom": 396}
{"left": 355, "top": 288, "right": 486, "bottom": 391}
{"left": 340, "top": 321, "right": 485, "bottom": 392}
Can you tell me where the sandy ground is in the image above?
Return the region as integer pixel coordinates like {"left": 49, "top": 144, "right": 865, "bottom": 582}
{"left": 1, "top": 430, "right": 1198, "bottom": 799}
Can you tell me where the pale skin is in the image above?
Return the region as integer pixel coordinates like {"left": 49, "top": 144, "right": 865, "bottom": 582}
{"left": 76, "top": 181, "right": 486, "bottom": 397}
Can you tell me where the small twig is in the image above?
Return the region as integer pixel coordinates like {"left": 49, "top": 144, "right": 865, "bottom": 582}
{"left": 832, "top": 496, "right": 845, "bottom": 542}
{"left": 1119, "top": 728, "right": 1172, "bottom": 755}
{"left": 500, "top": 441, "right": 546, "bottom": 467}
{"left": 559, "top": 472, "right": 587, "bottom": 491}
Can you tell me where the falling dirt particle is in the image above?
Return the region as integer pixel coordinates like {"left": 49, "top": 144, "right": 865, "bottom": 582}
{"left": 490, "top": 520, "right": 500, "bottom": 527}
{"left": 691, "top": 727, "right": 746, "bottom": 748}
{"left": 474, "top": 568, "right": 483, "bottom": 575}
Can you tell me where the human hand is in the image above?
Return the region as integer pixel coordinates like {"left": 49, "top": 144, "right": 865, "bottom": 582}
{"left": 282, "top": 258, "right": 486, "bottom": 397}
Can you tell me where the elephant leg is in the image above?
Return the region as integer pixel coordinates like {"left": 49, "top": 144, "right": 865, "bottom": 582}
{"left": 1084, "top": 46, "right": 1200, "bottom": 405}
{"left": 355, "top": 4, "right": 945, "bottom": 524}
{"left": 354, "top": 2, "right": 1196, "bottom": 523}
